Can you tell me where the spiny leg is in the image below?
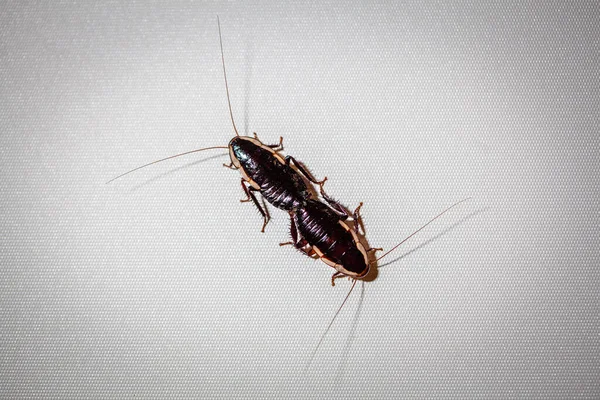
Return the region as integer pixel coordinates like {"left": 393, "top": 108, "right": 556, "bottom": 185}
{"left": 239, "top": 178, "right": 252, "bottom": 203}
{"left": 319, "top": 185, "right": 365, "bottom": 233}
{"left": 280, "top": 240, "right": 319, "bottom": 259}
{"left": 285, "top": 155, "right": 327, "bottom": 185}
{"left": 279, "top": 214, "right": 299, "bottom": 246}
{"left": 251, "top": 132, "right": 284, "bottom": 151}
{"left": 318, "top": 184, "right": 351, "bottom": 221}
{"left": 240, "top": 179, "right": 270, "bottom": 232}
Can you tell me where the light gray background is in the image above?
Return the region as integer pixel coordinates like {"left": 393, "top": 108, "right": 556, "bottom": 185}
{"left": 1, "top": 1, "right": 599, "bottom": 399}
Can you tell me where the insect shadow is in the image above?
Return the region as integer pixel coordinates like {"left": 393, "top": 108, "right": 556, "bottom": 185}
{"left": 335, "top": 280, "right": 366, "bottom": 382}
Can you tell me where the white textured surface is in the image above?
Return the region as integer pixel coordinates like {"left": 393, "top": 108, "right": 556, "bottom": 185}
{"left": 1, "top": 1, "right": 599, "bottom": 398}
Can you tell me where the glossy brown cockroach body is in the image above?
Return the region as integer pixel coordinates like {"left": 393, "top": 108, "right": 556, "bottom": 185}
{"left": 109, "top": 18, "right": 469, "bottom": 282}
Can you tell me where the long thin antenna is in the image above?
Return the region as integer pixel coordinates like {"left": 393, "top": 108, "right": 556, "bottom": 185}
{"left": 304, "top": 279, "right": 357, "bottom": 373}
{"left": 217, "top": 16, "right": 240, "bottom": 137}
{"left": 376, "top": 197, "right": 472, "bottom": 262}
{"left": 106, "top": 146, "right": 228, "bottom": 184}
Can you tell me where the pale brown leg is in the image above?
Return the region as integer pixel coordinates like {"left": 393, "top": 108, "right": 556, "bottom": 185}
{"left": 267, "top": 136, "right": 284, "bottom": 151}
{"left": 280, "top": 241, "right": 319, "bottom": 259}
{"left": 331, "top": 271, "right": 345, "bottom": 287}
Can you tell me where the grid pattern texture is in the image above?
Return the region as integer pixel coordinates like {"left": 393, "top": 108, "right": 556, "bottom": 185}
{"left": 1, "top": 1, "right": 599, "bottom": 398}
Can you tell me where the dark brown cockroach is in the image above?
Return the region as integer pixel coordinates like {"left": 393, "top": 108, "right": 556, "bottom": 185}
{"left": 107, "top": 18, "right": 326, "bottom": 232}
{"left": 283, "top": 195, "right": 471, "bottom": 286}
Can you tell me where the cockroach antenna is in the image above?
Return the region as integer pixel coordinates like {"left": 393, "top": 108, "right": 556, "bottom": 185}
{"left": 106, "top": 17, "right": 243, "bottom": 185}
{"left": 217, "top": 16, "right": 240, "bottom": 137}
{"left": 375, "top": 197, "right": 473, "bottom": 263}
{"left": 105, "top": 146, "right": 229, "bottom": 184}
{"left": 303, "top": 279, "right": 358, "bottom": 374}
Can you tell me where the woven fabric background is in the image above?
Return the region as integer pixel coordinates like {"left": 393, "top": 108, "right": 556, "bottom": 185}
{"left": 1, "top": 1, "right": 599, "bottom": 398}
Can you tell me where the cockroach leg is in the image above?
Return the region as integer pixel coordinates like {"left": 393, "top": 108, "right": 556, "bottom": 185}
{"left": 318, "top": 184, "right": 351, "bottom": 221}
{"left": 303, "top": 248, "right": 319, "bottom": 259}
{"left": 285, "top": 155, "right": 327, "bottom": 185}
{"left": 367, "top": 247, "right": 383, "bottom": 254}
{"left": 239, "top": 178, "right": 252, "bottom": 203}
{"left": 240, "top": 179, "right": 270, "bottom": 232}
{"left": 331, "top": 271, "right": 345, "bottom": 286}
{"left": 281, "top": 241, "right": 319, "bottom": 259}
{"left": 266, "top": 136, "right": 284, "bottom": 151}
{"left": 353, "top": 202, "right": 364, "bottom": 234}
{"left": 279, "top": 214, "right": 300, "bottom": 245}
{"left": 289, "top": 214, "right": 299, "bottom": 245}
{"left": 280, "top": 216, "right": 319, "bottom": 259}
{"left": 223, "top": 162, "right": 237, "bottom": 170}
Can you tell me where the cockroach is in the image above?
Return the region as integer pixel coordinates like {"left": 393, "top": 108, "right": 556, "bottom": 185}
{"left": 108, "top": 17, "right": 471, "bottom": 288}
{"left": 283, "top": 195, "right": 471, "bottom": 287}
{"left": 107, "top": 18, "right": 327, "bottom": 232}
